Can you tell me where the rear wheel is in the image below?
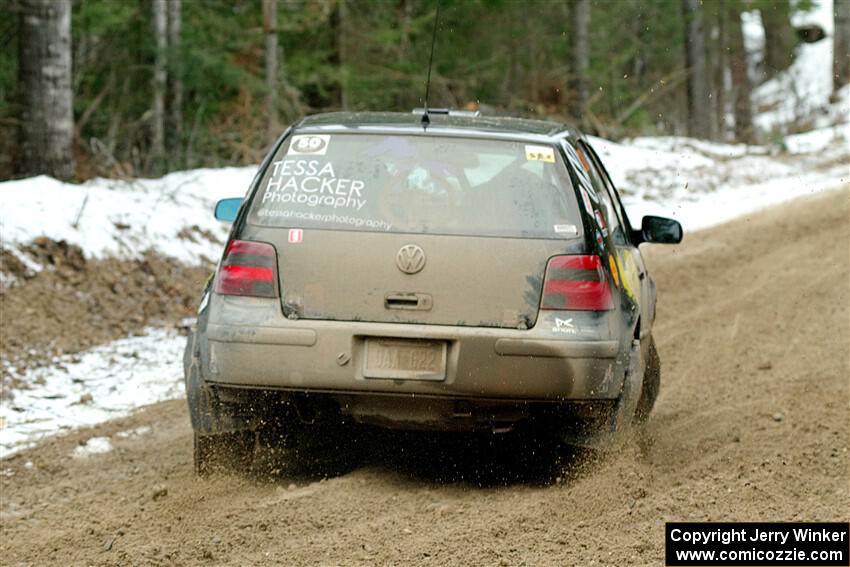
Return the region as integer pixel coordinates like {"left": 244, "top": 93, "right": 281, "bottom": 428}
{"left": 186, "top": 329, "right": 259, "bottom": 476}
{"left": 193, "top": 430, "right": 255, "bottom": 476}
{"left": 634, "top": 336, "right": 660, "bottom": 423}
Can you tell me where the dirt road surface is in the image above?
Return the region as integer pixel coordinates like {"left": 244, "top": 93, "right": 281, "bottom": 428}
{"left": 2, "top": 188, "right": 848, "bottom": 567}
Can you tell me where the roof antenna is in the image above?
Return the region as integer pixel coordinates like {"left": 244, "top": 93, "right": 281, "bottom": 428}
{"left": 421, "top": 1, "right": 441, "bottom": 128}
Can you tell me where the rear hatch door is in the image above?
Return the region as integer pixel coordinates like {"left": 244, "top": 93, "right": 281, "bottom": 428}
{"left": 242, "top": 132, "right": 585, "bottom": 328}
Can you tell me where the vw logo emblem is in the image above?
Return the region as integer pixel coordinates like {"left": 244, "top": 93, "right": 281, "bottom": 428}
{"left": 396, "top": 244, "right": 426, "bottom": 274}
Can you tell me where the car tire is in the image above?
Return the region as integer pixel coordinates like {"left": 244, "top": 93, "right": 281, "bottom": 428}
{"left": 193, "top": 430, "right": 255, "bottom": 476}
{"left": 634, "top": 335, "right": 660, "bottom": 423}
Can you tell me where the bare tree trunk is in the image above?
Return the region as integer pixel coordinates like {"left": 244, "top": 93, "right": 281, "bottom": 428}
{"left": 728, "top": 3, "right": 754, "bottom": 142}
{"left": 702, "top": 0, "right": 724, "bottom": 140}
{"left": 168, "top": 0, "right": 183, "bottom": 163}
{"left": 712, "top": 0, "right": 728, "bottom": 139}
{"left": 263, "top": 0, "right": 278, "bottom": 145}
{"left": 17, "top": 0, "right": 75, "bottom": 180}
{"left": 151, "top": 0, "right": 167, "bottom": 174}
{"left": 835, "top": 0, "right": 850, "bottom": 92}
{"left": 760, "top": 0, "right": 797, "bottom": 79}
{"left": 399, "top": 0, "right": 413, "bottom": 54}
{"left": 682, "top": 0, "right": 713, "bottom": 139}
{"left": 568, "top": 0, "right": 589, "bottom": 124}
{"left": 338, "top": 0, "right": 349, "bottom": 110}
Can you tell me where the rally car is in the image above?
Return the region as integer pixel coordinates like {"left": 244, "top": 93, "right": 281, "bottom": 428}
{"left": 184, "top": 110, "right": 682, "bottom": 474}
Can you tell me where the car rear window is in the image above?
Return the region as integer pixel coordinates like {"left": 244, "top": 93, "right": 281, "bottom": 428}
{"left": 248, "top": 133, "right": 582, "bottom": 239}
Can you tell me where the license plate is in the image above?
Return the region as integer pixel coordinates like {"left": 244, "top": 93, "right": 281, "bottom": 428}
{"left": 363, "top": 338, "right": 447, "bottom": 381}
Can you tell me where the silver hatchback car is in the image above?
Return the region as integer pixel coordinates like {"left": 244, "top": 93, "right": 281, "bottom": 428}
{"left": 184, "top": 111, "right": 682, "bottom": 474}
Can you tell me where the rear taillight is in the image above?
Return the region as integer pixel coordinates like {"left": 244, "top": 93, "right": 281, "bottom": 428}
{"left": 214, "top": 240, "right": 278, "bottom": 298}
{"left": 541, "top": 255, "right": 614, "bottom": 311}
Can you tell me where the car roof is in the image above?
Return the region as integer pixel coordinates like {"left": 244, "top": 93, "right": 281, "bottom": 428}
{"left": 293, "top": 111, "right": 582, "bottom": 144}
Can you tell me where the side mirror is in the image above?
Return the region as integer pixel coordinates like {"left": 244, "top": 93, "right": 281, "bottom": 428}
{"left": 214, "top": 198, "right": 243, "bottom": 222}
{"left": 640, "top": 215, "right": 683, "bottom": 244}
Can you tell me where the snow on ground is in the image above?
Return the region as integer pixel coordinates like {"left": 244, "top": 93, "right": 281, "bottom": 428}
{"left": 0, "top": 166, "right": 257, "bottom": 270}
{"left": 0, "top": 328, "right": 185, "bottom": 457}
{"left": 72, "top": 436, "right": 113, "bottom": 458}
{"left": 591, "top": 120, "right": 849, "bottom": 230}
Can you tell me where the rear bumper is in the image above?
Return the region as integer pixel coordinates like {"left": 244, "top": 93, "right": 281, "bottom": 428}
{"left": 202, "top": 295, "right": 627, "bottom": 401}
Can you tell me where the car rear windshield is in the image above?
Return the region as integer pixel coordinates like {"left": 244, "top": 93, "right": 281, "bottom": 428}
{"left": 248, "top": 133, "right": 582, "bottom": 239}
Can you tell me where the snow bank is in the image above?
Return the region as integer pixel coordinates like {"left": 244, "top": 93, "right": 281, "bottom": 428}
{"left": 0, "top": 328, "right": 185, "bottom": 457}
{"left": 590, "top": 124, "right": 848, "bottom": 230}
{"left": 0, "top": 167, "right": 257, "bottom": 269}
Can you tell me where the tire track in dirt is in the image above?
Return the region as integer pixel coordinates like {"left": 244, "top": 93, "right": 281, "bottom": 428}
{"left": 1, "top": 188, "right": 848, "bottom": 566}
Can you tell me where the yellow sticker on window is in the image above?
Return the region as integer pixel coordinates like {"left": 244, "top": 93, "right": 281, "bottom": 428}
{"left": 525, "top": 145, "right": 555, "bottom": 163}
